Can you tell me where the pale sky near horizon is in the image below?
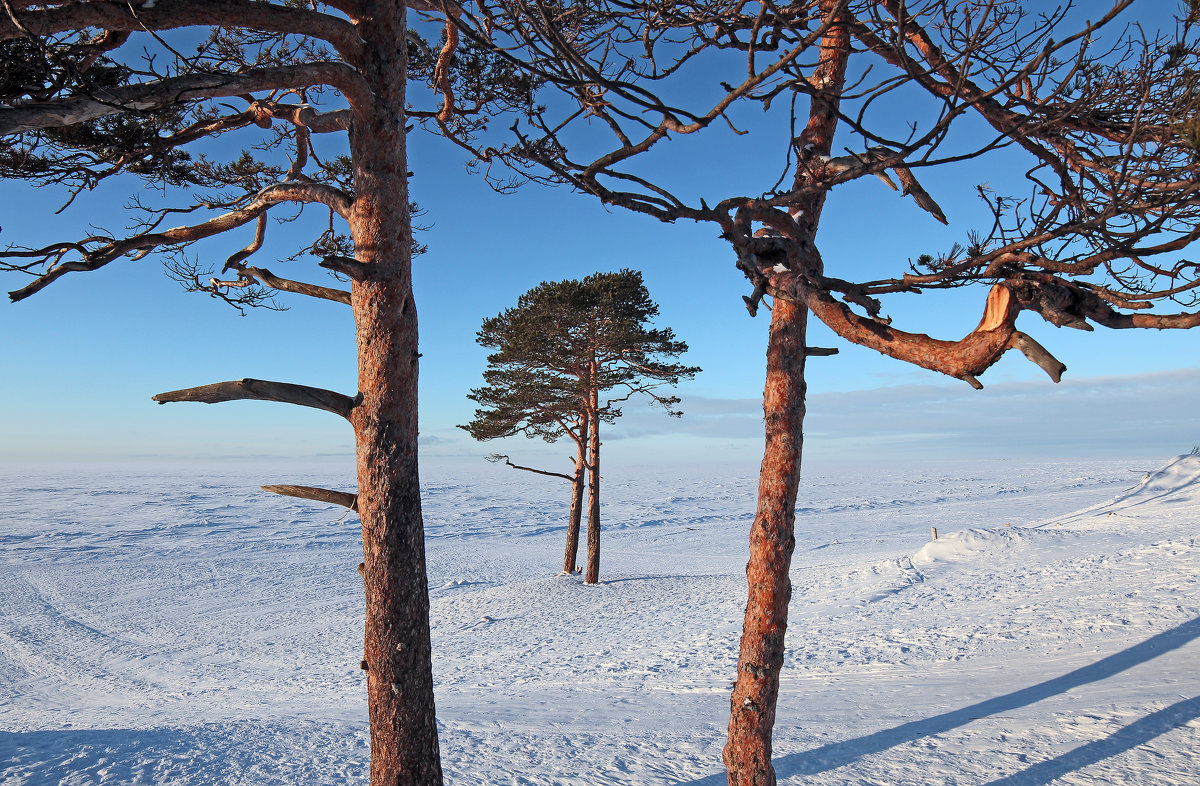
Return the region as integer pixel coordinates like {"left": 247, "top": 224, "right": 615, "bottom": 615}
{"left": 1, "top": 2, "right": 1197, "bottom": 472}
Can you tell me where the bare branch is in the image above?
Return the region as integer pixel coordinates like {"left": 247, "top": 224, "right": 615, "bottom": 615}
{"left": 6, "top": 181, "right": 353, "bottom": 302}
{"left": 893, "top": 166, "right": 948, "bottom": 225}
{"left": 486, "top": 453, "right": 574, "bottom": 482}
{"left": 152, "top": 378, "right": 357, "bottom": 419}
{"left": 4, "top": 0, "right": 364, "bottom": 61}
{"left": 0, "top": 63, "right": 367, "bottom": 136}
{"left": 1009, "top": 331, "right": 1066, "bottom": 383}
{"left": 318, "top": 254, "right": 369, "bottom": 280}
{"left": 433, "top": 7, "right": 462, "bottom": 125}
{"left": 215, "top": 266, "right": 351, "bottom": 304}
{"left": 748, "top": 249, "right": 1021, "bottom": 384}
{"left": 262, "top": 484, "right": 357, "bottom": 511}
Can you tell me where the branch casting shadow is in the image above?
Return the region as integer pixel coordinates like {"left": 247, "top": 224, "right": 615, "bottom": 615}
{"left": 983, "top": 693, "right": 1200, "bottom": 785}
{"left": 675, "top": 616, "right": 1200, "bottom": 785}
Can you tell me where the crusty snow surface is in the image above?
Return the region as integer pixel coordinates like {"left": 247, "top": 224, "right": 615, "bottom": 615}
{"left": 2, "top": 455, "right": 1199, "bottom": 785}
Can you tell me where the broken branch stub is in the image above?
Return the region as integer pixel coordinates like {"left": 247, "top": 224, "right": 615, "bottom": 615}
{"left": 750, "top": 252, "right": 1069, "bottom": 387}
{"left": 1009, "top": 331, "right": 1066, "bottom": 383}
{"left": 152, "top": 378, "right": 357, "bottom": 419}
{"left": 239, "top": 267, "right": 351, "bottom": 304}
{"left": 262, "top": 484, "right": 358, "bottom": 511}
{"left": 796, "top": 280, "right": 1022, "bottom": 383}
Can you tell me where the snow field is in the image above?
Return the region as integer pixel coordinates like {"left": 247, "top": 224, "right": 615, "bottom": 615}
{"left": 1, "top": 456, "right": 1197, "bottom": 784}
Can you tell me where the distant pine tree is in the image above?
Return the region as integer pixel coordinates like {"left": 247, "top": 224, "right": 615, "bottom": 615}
{"left": 461, "top": 269, "right": 699, "bottom": 582}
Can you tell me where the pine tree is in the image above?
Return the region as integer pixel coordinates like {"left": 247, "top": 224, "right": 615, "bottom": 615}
{"left": 448, "top": 2, "right": 1200, "bottom": 781}
{"left": 0, "top": 4, "right": 535, "bottom": 782}
{"left": 461, "top": 269, "right": 699, "bottom": 582}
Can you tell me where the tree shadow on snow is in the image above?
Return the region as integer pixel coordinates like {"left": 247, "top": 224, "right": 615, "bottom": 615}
{"left": 0, "top": 720, "right": 368, "bottom": 785}
{"left": 981, "top": 693, "right": 1200, "bottom": 785}
{"left": 674, "top": 616, "right": 1200, "bottom": 785}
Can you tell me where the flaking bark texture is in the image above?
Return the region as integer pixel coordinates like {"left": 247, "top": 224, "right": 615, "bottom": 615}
{"left": 353, "top": 278, "right": 440, "bottom": 786}
{"left": 723, "top": 299, "right": 807, "bottom": 786}
{"left": 349, "top": 5, "right": 442, "bottom": 785}
{"left": 725, "top": 6, "right": 847, "bottom": 783}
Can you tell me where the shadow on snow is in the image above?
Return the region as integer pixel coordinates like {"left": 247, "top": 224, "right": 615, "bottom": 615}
{"left": 0, "top": 720, "right": 368, "bottom": 785}
{"left": 677, "top": 616, "right": 1200, "bottom": 785}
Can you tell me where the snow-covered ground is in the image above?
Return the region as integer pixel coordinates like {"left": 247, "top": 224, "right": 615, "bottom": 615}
{"left": 2, "top": 455, "right": 1198, "bottom": 784}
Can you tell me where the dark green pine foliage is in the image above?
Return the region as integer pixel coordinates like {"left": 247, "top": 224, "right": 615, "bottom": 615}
{"left": 461, "top": 268, "right": 700, "bottom": 582}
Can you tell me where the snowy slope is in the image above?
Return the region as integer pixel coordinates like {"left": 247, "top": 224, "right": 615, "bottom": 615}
{"left": 1, "top": 456, "right": 1197, "bottom": 784}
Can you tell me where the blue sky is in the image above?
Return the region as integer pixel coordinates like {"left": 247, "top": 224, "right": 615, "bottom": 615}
{"left": 2, "top": 4, "right": 1197, "bottom": 470}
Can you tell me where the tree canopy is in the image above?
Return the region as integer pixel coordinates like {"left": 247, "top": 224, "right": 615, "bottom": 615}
{"left": 469, "top": 270, "right": 697, "bottom": 425}
{"left": 462, "top": 268, "right": 699, "bottom": 581}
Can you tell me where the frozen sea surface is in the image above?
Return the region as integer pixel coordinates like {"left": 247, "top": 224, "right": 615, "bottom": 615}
{"left": 1, "top": 456, "right": 1197, "bottom": 784}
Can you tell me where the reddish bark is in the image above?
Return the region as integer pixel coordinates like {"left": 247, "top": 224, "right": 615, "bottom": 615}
{"left": 723, "top": 299, "right": 808, "bottom": 786}
{"left": 348, "top": 5, "right": 442, "bottom": 784}
{"left": 725, "top": 4, "right": 848, "bottom": 783}
{"left": 766, "top": 276, "right": 1020, "bottom": 382}
{"left": 563, "top": 412, "right": 589, "bottom": 574}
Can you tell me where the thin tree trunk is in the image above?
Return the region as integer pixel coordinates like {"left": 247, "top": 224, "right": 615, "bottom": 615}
{"left": 722, "top": 299, "right": 807, "bottom": 785}
{"left": 349, "top": 5, "right": 442, "bottom": 784}
{"left": 564, "top": 411, "right": 589, "bottom": 574}
{"left": 584, "top": 389, "right": 601, "bottom": 584}
{"left": 724, "top": 6, "right": 847, "bottom": 783}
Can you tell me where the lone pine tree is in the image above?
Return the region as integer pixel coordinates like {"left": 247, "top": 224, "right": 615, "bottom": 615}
{"left": 460, "top": 269, "right": 699, "bottom": 583}
{"left": 0, "top": 3, "right": 536, "bottom": 784}
{"left": 443, "top": 2, "right": 1200, "bottom": 783}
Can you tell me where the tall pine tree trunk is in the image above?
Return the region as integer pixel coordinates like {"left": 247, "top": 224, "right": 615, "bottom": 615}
{"left": 349, "top": 5, "right": 442, "bottom": 784}
{"left": 725, "top": 6, "right": 847, "bottom": 783}
{"left": 584, "top": 388, "right": 601, "bottom": 584}
{"left": 563, "top": 411, "right": 589, "bottom": 574}
{"left": 722, "top": 300, "right": 807, "bottom": 786}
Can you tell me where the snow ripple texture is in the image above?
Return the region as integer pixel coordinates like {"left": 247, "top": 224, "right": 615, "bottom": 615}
{"left": 1, "top": 456, "right": 1198, "bottom": 784}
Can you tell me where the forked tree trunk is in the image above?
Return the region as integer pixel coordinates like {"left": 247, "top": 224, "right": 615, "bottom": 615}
{"left": 723, "top": 299, "right": 808, "bottom": 786}
{"left": 584, "top": 389, "right": 602, "bottom": 584}
{"left": 349, "top": 6, "right": 442, "bottom": 785}
{"left": 563, "top": 412, "right": 589, "bottom": 574}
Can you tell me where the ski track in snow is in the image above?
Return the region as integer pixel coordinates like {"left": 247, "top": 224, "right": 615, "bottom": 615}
{"left": 2, "top": 456, "right": 1198, "bottom": 784}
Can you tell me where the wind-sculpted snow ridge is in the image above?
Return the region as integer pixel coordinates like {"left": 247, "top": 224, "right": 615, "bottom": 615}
{"left": 1, "top": 456, "right": 1198, "bottom": 784}
{"left": 1043, "top": 453, "right": 1200, "bottom": 527}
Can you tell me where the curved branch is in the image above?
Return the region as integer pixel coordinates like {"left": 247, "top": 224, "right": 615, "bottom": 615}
{"left": 6, "top": 181, "right": 353, "bottom": 302}
{"left": 0, "top": 63, "right": 368, "bottom": 136}
{"left": 745, "top": 242, "right": 1030, "bottom": 385}
{"left": 262, "top": 484, "right": 358, "bottom": 511}
{"left": 269, "top": 104, "right": 352, "bottom": 134}
{"left": 5, "top": 0, "right": 364, "bottom": 63}
{"left": 795, "top": 280, "right": 1036, "bottom": 385}
{"left": 152, "top": 378, "right": 357, "bottom": 419}
{"left": 1016, "top": 280, "right": 1200, "bottom": 331}
{"left": 433, "top": 7, "right": 462, "bottom": 125}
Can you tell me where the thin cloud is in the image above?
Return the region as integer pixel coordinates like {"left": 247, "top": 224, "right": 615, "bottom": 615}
{"left": 603, "top": 369, "right": 1200, "bottom": 460}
